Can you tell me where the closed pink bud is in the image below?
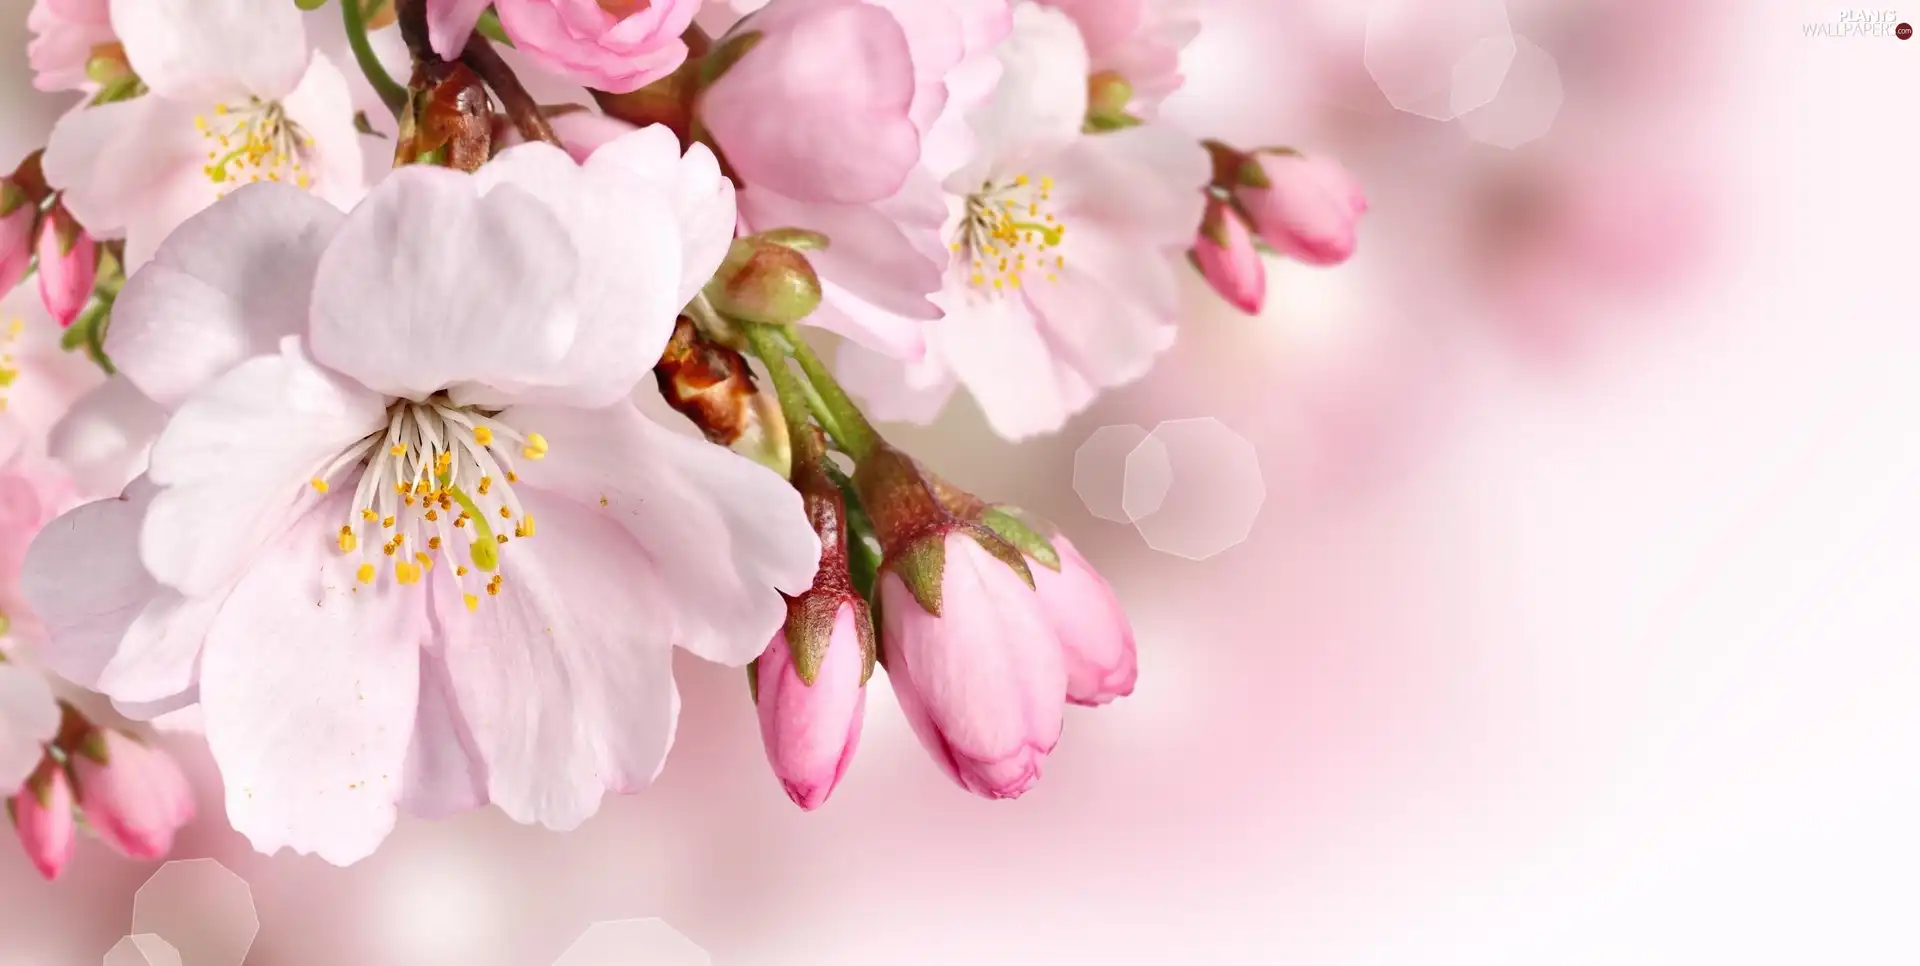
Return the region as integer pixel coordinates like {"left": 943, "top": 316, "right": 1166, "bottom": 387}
{"left": 9, "top": 760, "right": 75, "bottom": 880}
{"left": 880, "top": 531, "right": 1065, "bottom": 799}
{"left": 70, "top": 729, "right": 194, "bottom": 860}
{"left": 36, "top": 203, "right": 95, "bottom": 327}
{"left": 1031, "top": 536, "right": 1138, "bottom": 707}
{"left": 756, "top": 602, "right": 870, "bottom": 810}
{"left": 0, "top": 183, "right": 34, "bottom": 296}
{"left": 700, "top": 0, "right": 922, "bottom": 205}
{"left": 1193, "top": 196, "right": 1266, "bottom": 314}
{"left": 1235, "top": 152, "right": 1368, "bottom": 267}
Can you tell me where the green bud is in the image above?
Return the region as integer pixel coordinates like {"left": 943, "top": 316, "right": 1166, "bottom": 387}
{"left": 705, "top": 238, "right": 823, "bottom": 326}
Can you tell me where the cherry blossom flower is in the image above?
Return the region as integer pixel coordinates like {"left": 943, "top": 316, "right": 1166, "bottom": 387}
{"left": 23, "top": 130, "right": 820, "bottom": 865}
{"left": 1035, "top": 0, "right": 1200, "bottom": 119}
{"left": 41, "top": 0, "right": 365, "bottom": 268}
{"left": 727, "top": 0, "right": 1014, "bottom": 361}
{"left": 835, "top": 4, "right": 1208, "bottom": 440}
{"left": 427, "top": 0, "right": 701, "bottom": 94}
{"left": 27, "top": 0, "right": 116, "bottom": 94}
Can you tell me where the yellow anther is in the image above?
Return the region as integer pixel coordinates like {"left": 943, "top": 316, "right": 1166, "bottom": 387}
{"left": 361, "top": 508, "right": 378, "bottom": 522}
{"left": 464, "top": 593, "right": 479, "bottom": 612}
{"left": 506, "top": 471, "right": 518, "bottom": 483}
{"left": 414, "top": 552, "right": 434, "bottom": 572}
{"left": 514, "top": 515, "right": 536, "bottom": 538}
{"left": 522, "top": 433, "right": 549, "bottom": 461}
{"left": 357, "top": 563, "right": 376, "bottom": 585}
{"left": 495, "top": 534, "right": 508, "bottom": 545}
{"left": 498, "top": 506, "right": 512, "bottom": 519}
{"left": 425, "top": 509, "right": 439, "bottom": 522}
{"left": 338, "top": 527, "right": 357, "bottom": 553}
{"left": 453, "top": 517, "right": 467, "bottom": 529}
{"left": 383, "top": 542, "right": 397, "bottom": 557}
{"left": 473, "top": 426, "right": 493, "bottom": 445}
{"left": 486, "top": 582, "right": 501, "bottom": 597}
{"left": 310, "top": 478, "right": 329, "bottom": 494}
{"left": 478, "top": 476, "right": 492, "bottom": 495}
{"left": 382, "top": 515, "right": 396, "bottom": 529}
{"left": 390, "top": 443, "right": 406, "bottom": 457}
{"left": 395, "top": 561, "right": 421, "bottom": 586}
{"left": 456, "top": 566, "right": 469, "bottom": 577}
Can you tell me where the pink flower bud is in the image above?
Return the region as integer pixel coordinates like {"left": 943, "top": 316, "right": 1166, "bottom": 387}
{"left": 756, "top": 601, "right": 871, "bottom": 810}
{"left": 700, "top": 0, "right": 922, "bottom": 205}
{"left": 1235, "top": 152, "right": 1368, "bottom": 267}
{"left": 0, "top": 182, "right": 35, "bottom": 296}
{"left": 35, "top": 203, "right": 95, "bottom": 328}
{"left": 427, "top": 0, "right": 699, "bottom": 94}
{"left": 1030, "top": 536, "right": 1138, "bottom": 707}
{"left": 9, "top": 760, "right": 75, "bottom": 880}
{"left": 1193, "top": 196, "right": 1266, "bottom": 314}
{"left": 880, "top": 530, "right": 1065, "bottom": 799}
{"left": 69, "top": 729, "right": 194, "bottom": 860}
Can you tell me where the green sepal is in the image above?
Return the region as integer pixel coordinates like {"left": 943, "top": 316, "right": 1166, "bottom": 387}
{"left": 854, "top": 599, "right": 877, "bottom": 686}
{"left": 964, "top": 524, "right": 1034, "bottom": 589}
{"left": 1084, "top": 112, "right": 1143, "bottom": 134}
{"left": 74, "top": 728, "right": 111, "bottom": 767}
{"left": 888, "top": 534, "right": 947, "bottom": 617}
{"left": 88, "top": 74, "right": 146, "bottom": 106}
{"left": 1236, "top": 157, "right": 1272, "bottom": 190}
{"left": 980, "top": 507, "right": 1060, "bottom": 573}
{"left": 699, "top": 31, "right": 763, "bottom": 89}
{"left": 0, "top": 181, "right": 27, "bottom": 218}
{"left": 295, "top": 0, "right": 332, "bottom": 9}
{"left": 62, "top": 299, "right": 117, "bottom": 375}
{"left": 785, "top": 592, "right": 842, "bottom": 686}
{"left": 746, "top": 659, "right": 760, "bottom": 704}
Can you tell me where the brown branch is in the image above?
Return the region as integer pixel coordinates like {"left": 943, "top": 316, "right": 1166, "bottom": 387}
{"left": 395, "top": 0, "right": 437, "bottom": 67}
{"left": 461, "top": 35, "right": 561, "bottom": 147}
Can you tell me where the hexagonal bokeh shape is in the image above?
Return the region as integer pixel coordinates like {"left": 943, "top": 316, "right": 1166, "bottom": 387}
{"left": 1118, "top": 434, "right": 1173, "bottom": 525}
{"left": 132, "top": 859, "right": 258, "bottom": 966}
{"left": 1122, "top": 419, "right": 1266, "bottom": 560}
{"left": 103, "top": 934, "right": 181, "bottom": 966}
{"left": 553, "top": 918, "right": 711, "bottom": 966}
{"left": 1460, "top": 36, "right": 1564, "bottom": 149}
{"left": 1073, "top": 424, "right": 1154, "bottom": 523}
{"left": 1365, "top": 0, "right": 1516, "bottom": 121}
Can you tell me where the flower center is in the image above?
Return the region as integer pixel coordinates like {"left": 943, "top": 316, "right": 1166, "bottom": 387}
{"left": 0, "top": 318, "right": 24, "bottom": 413}
{"left": 952, "top": 174, "right": 1068, "bottom": 294}
{"left": 196, "top": 99, "right": 316, "bottom": 194}
{"left": 308, "top": 398, "right": 549, "bottom": 611}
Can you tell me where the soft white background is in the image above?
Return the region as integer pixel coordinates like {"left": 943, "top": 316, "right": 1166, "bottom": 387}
{"left": 3, "top": 1, "right": 1919, "bottom": 963}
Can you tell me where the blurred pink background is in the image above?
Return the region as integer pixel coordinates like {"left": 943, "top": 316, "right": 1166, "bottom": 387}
{"left": 8, "top": 1, "right": 1920, "bottom": 963}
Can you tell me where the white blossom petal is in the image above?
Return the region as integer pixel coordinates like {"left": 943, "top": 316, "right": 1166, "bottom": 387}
{"left": 110, "top": 0, "right": 310, "bottom": 103}
{"left": 109, "top": 183, "right": 346, "bottom": 410}
{"left": 434, "top": 488, "right": 679, "bottom": 830}
{"left": 142, "top": 343, "right": 388, "bottom": 598}
{"left": 0, "top": 664, "right": 59, "bottom": 794}
{"left": 200, "top": 494, "right": 422, "bottom": 866}
{"left": 499, "top": 402, "right": 820, "bottom": 666}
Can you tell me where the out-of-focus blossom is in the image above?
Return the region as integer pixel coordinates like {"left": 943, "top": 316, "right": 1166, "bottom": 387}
{"left": 0, "top": 664, "right": 60, "bottom": 796}
{"left": 732, "top": 0, "right": 1013, "bottom": 361}
{"left": 1233, "top": 150, "right": 1368, "bottom": 267}
{"left": 41, "top": 0, "right": 365, "bottom": 268}
{"left": 0, "top": 181, "right": 39, "bottom": 297}
{"left": 1035, "top": 0, "right": 1200, "bottom": 119}
{"left": 34, "top": 203, "right": 95, "bottom": 327}
{"left": 68, "top": 727, "right": 193, "bottom": 859}
{"left": 880, "top": 528, "right": 1064, "bottom": 799}
{"left": 1030, "top": 535, "right": 1136, "bottom": 706}
{"left": 1192, "top": 195, "right": 1265, "bottom": 314}
{"left": 427, "top": 0, "right": 701, "bottom": 94}
{"left": 27, "top": 0, "right": 117, "bottom": 94}
{"left": 8, "top": 758, "right": 75, "bottom": 880}
{"left": 24, "top": 131, "right": 819, "bottom": 866}
{"left": 756, "top": 602, "right": 869, "bottom": 810}
{"left": 836, "top": 4, "right": 1208, "bottom": 440}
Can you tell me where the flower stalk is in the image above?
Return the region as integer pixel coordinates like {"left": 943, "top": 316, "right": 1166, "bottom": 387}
{"left": 344, "top": 0, "right": 407, "bottom": 116}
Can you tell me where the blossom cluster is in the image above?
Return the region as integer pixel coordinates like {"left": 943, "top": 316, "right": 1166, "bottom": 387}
{"left": 0, "top": 0, "right": 1363, "bottom": 871}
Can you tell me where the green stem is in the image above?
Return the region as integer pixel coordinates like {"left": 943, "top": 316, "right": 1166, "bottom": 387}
{"left": 345, "top": 0, "right": 407, "bottom": 116}
{"left": 742, "top": 324, "right": 825, "bottom": 452}
{"left": 782, "top": 328, "right": 879, "bottom": 460}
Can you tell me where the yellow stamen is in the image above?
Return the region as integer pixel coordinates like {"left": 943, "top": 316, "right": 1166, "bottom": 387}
{"left": 357, "top": 563, "right": 376, "bottom": 585}
{"left": 310, "top": 479, "right": 329, "bottom": 494}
